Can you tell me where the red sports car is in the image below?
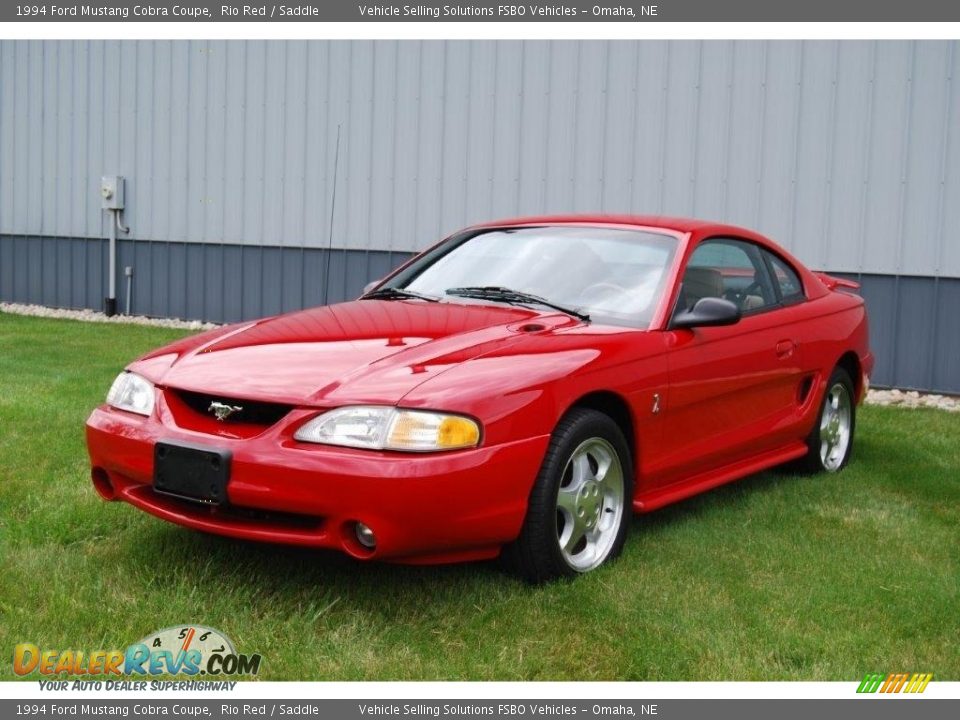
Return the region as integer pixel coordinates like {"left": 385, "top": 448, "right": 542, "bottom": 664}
{"left": 86, "top": 216, "right": 873, "bottom": 581}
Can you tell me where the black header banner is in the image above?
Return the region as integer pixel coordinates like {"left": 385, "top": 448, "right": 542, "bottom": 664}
{"left": 3, "top": 0, "right": 960, "bottom": 22}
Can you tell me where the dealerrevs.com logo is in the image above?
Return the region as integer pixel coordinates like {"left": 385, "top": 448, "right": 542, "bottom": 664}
{"left": 13, "top": 625, "right": 262, "bottom": 678}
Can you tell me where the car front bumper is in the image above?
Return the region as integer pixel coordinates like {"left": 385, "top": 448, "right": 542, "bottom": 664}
{"left": 85, "top": 405, "right": 550, "bottom": 564}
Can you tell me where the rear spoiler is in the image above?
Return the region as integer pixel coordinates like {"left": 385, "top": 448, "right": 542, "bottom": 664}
{"left": 814, "top": 272, "right": 861, "bottom": 292}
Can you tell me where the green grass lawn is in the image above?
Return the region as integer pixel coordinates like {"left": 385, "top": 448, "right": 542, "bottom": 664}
{"left": 1, "top": 311, "right": 958, "bottom": 681}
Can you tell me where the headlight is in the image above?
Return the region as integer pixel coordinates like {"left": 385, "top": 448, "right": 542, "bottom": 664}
{"left": 105, "top": 372, "right": 155, "bottom": 417}
{"left": 294, "top": 406, "right": 481, "bottom": 452}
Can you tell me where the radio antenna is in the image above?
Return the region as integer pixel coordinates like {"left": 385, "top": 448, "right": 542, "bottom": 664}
{"left": 323, "top": 123, "right": 342, "bottom": 305}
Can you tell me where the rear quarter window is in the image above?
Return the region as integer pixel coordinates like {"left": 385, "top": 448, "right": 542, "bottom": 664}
{"left": 766, "top": 252, "right": 805, "bottom": 303}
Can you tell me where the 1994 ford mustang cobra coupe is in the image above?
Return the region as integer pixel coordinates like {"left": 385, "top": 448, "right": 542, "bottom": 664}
{"left": 86, "top": 216, "right": 873, "bottom": 581}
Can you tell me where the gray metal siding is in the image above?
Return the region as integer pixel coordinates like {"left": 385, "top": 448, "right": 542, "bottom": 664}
{"left": 1, "top": 40, "right": 959, "bottom": 277}
{"left": 0, "top": 233, "right": 411, "bottom": 324}
{"left": 834, "top": 273, "right": 960, "bottom": 394}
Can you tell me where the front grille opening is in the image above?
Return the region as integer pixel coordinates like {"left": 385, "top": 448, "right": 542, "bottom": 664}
{"left": 221, "top": 504, "right": 324, "bottom": 530}
{"left": 172, "top": 389, "right": 293, "bottom": 427}
{"left": 138, "top": 485, "right": 325, "bottom": 532}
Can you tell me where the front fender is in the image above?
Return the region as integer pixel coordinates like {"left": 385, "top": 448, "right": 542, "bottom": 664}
{"left": 399, "top": 328, "right": 669, "bottom": 451}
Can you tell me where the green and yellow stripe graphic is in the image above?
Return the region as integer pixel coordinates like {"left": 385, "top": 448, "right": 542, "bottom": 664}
{"left": 857, "top": 672, "right": 932, "bottom": 694}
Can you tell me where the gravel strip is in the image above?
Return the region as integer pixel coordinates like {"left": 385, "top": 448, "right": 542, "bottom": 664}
{"left": 3, "top": 301, "right": 958, "bottom": 412}
{"left": 0, "top": 302, "right": 220, "bottom": 331}
{"left": 866, "top": 388, "right": 959, "bottom": 412}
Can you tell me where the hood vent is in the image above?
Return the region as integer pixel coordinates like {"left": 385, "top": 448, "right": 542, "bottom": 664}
{"left": 516, "top": 323, "right": 547, "bottom": 333}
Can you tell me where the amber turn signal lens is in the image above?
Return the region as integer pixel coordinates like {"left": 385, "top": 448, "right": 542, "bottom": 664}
{"left": 297, "top": 406, "right": 481, "bottom": 452}
{"left": 436, "top": 416, "right": 481, "bottom": 449}
{"left": 386, "top": 411, "right": 481, "bottom": 451}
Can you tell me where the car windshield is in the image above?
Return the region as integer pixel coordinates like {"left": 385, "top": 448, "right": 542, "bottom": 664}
{"left": 396, "top": 226, "right": 678, "bottom": 328}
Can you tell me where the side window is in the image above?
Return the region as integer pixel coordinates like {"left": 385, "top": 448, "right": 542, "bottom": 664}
{"left": 680, "top": 238, "right": 777, "bottom": 314}
{"left": 765, "top": 252, "right": 805, "bottom": 303}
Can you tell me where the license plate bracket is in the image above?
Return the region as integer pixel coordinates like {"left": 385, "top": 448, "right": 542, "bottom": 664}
{"left": 153, "top": 441, "right": 231, "bottom": 505}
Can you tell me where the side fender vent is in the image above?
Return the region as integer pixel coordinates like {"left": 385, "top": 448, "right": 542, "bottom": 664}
{"left": 797, "top": 375, "right": 816, "bottom": 405}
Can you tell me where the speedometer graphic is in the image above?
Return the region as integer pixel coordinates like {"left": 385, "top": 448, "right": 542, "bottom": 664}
{"left": 137, "top": 625, "right": 235, "bottom": 658}
{"left": 128, "top": 625, "right": 252, "bottom": 676}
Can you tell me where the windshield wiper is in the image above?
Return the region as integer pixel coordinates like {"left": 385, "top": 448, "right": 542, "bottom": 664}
{"left": 445, "top": 286, "right": 590, "bottom": 322}
{"left": 361, "top": 287, "right": 440, "bottom": 302}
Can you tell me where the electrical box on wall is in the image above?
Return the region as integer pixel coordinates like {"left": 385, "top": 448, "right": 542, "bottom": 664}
{"left": 100, "top": 176, "right": 125, "bottom": 210}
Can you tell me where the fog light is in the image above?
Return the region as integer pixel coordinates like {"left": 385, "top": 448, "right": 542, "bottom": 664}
{"left": 91, "top": 467, "right": 115, "bottom": 501}
{"left": 355, "top": 522, "right": 376, "bottom": 549}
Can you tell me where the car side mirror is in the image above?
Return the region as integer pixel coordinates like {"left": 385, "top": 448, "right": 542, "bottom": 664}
{"left": 362, "top": 279, "right": 381, "bottom": 295}
{"left": 671, "top": 297, "right": 741, "bottom": 329}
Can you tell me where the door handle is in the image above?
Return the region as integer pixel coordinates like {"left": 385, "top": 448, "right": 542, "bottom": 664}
{"left": 775, "top": 340, "right": 796, "bottom": 359}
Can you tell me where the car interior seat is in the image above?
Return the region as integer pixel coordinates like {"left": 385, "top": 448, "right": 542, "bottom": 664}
{"left": 741, "top": 292, "right": 766, "bottom": 311}
{"left": 680, "top": 267, "right": 723, "bottom": 310}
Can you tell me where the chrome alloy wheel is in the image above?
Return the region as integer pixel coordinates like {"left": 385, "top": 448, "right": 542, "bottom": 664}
{"left": 820, "top": 382, "right": 852, "bottom": 471}
{"left": 555, "top": 437, "right": 625, "bottom": 572}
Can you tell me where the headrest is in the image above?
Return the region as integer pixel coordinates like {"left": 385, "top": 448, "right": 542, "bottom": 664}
{"left": 683, "top": 267, "right": 723, "bottom": 299}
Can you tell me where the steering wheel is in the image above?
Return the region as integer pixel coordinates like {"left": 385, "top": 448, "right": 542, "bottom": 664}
{"left": 579, "top": 282, "right": 630, "bottom": 305}
{"left": 725, "top": 280, "right": 765, "bottom": 309}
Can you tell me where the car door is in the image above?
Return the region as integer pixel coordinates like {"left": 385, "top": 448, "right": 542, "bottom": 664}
{"left": 654, "top": 238, "right": 806, "bottom": 487}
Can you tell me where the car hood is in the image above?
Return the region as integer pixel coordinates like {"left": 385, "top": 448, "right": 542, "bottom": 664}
{"left": 132, "top": 299, "right": 580, "bottom": 406}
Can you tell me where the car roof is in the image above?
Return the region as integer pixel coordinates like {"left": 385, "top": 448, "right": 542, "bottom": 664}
{"left": 472, "top": 214, "right": 765, "bottom": 239}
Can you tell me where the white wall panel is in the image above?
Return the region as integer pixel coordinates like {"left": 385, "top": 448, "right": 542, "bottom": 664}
{"left": 940, "top": 44, "right": 960, "bottom": 277}
{"left": 1, "top": 40, "right": 958, "bottom": 277}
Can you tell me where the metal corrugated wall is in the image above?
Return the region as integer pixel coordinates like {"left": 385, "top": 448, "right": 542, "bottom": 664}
{"left": 1, "top": 40, "right": 959, "bottom": 392}
{"left": 835, "top": 273, "right": 960, "bottom": 393}
{"left": 1, "top": 40, "right": 958, "bottom": 275}
{"left": 0, "top": 235, "right": 410, "bottom": 323}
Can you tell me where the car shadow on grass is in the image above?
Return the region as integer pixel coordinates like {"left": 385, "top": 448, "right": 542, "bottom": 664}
{"left": 119, "top": 463, "right": 803, "bottom": 598}
{"left": 630, "top": 467, "right": 800, "bottom": 534}
{"left": 129, "top": 519, "right": 509, "bottom": 596}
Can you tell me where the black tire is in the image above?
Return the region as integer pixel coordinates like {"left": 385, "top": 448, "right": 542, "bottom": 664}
{"left": 503, "top": 407, "right": 634, "bottom": 583}
{"left": 798, "top": 366, "right": 856, "bottom": 474}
